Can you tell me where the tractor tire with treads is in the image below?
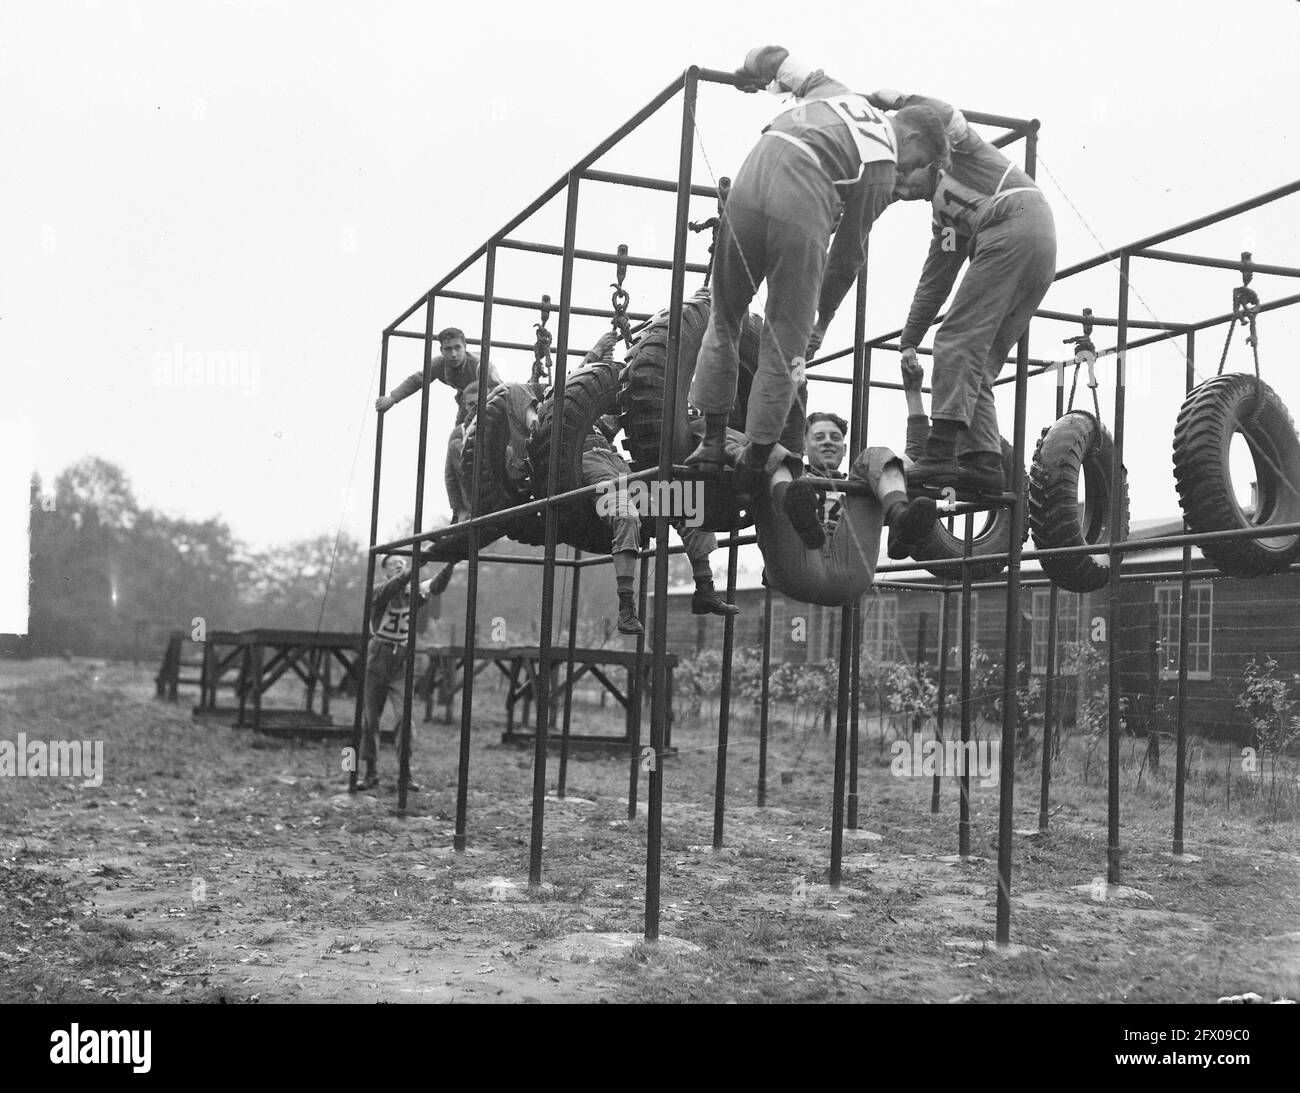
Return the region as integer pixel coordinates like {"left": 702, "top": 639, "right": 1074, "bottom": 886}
{"left": 911, "top": 438, "right": 1027, "bottom": 582}
{"left": 1173, "top": 373, "right": 1300, "bottom": 577}
{"left": 459, "top": 384, "right": 546, "bottom": 549}
{"left": 1028, "top": 411, "right": 1129, "bottom": 593}
{"left": 618, "top": 289, "right": 763, "bottom": 531}
{"left": 528, "top": 360, "right": 651, "bottom": 555}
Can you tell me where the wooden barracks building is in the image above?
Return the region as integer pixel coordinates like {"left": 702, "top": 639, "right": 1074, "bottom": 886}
{"left": 654, "top": 519, "right": 1300, "bottom": 743}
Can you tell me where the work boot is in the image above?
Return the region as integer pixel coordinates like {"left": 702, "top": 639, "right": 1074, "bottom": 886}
{"left": 684, "top": 413, "right": 729, "bottom": 474}
{"left": 956, "top": 451, "right": 1006, "bottom": 495}
{"left": 691, "top": 584, "right": 740, "bottom": 617}
{"left": 356, "top": 768, "right": 379, "bottom": 791}
{"left": 617, "top": 597, "right": 644, "bottom": 635}
{"left": 905, "top": 421, "right": 962, "bottom": 495}
{"left": 779, "top": 479, "right": 826, "bottom": 550}
{"left": 886, "top": 496, "right": 938, "bottom": 560}
{"left": 731, "top": 441, "right": 773, "bottom": 495}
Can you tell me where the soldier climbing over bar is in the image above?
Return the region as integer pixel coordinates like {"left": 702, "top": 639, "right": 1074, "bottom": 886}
{"left": 686, "top": 45, "right": 948, "bottom": 551}
{"left": 870, "top": 88, "right": 1057, "bottom": 496}
{"left": 376, "top": 326, "right": 504, "bottom": 522}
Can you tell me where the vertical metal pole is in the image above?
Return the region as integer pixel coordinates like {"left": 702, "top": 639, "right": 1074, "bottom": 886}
{"left": 848, "top": 601, "right": 862, "bottom": 828}
{"left": 993, "top": 296, "right": 1033, "bottom": 946}
{"left": 959, "top": 521, "right": 974, "bottom": 857}
{"left": 932, "top": 589, "right": 951, "bottom": 813}
{"left": 350, "top": 332, "right": 391, "bottom": 791}
{"left": 758, "top": 586, "right": 772, "bottom": 808}
{"left": 645, "top": 68, "right": 697, "bottom": 940}
{"left": 711, "top": 537, "right": 740, "bottom": 848}
{"left": 454, "top": 248, "right": 496, "bottom": 851}
{"left": 1173, "top": 331, "right": 1195, "bottom": 855}
{"left": 1038, "top": 355, "right": 1066, "bottom": 832}
{"left": 558, "top": 547, "right": 583, "bottom": 799}
{"left": 845, "top": 270, "right": 870, "bottom": 833}
{"left": 397, "top": 294, "right": 439, "bottom": 813}
{"left": 1106, "top": 252, "right": 1131, "bottom": 886}
{"left": 829, "top": 606, "right": 852, "bottom": 888}
{"left": 528, "top": 175, "right": 581, "bottom": 887}
{"left": 627, "top": 552, "right": 650, "bottom": 820}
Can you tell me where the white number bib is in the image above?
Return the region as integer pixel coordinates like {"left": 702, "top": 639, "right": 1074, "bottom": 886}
{"left": 775, "top": 93, "right": 897, "bottom": 177}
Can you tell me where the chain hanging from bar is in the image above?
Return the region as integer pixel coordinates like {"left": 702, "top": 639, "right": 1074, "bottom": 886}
{"left": 609, "top": 244, "right": 633, "bottom": 357}
{"left": 531, "top": 293, "right": 554, "bottom": 392}
{"left": 1063, "top": 307, "right": 1101, "bottom": 420}
{"left": 688, "top": 176, "right": 731, "bottom": 288}
{"left": 1215, "top": 252, "right": 1264, "bottom": 419}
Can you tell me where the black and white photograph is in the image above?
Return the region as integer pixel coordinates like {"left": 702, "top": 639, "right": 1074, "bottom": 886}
{"left": 3, "top": 0, "right": 1299, "bottom": 1033}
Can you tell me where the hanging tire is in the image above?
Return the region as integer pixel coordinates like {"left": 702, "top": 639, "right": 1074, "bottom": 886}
{"left": 459, "top": 384, "right": 546, "bottom": 549}
{"left": 1028, "top": 411, "right": 1129, "bottom": 593}
{"left": 1173, "top": 372, "right": 1300, "bottom": 577}
{"left": 912, "top": 438, "right": 1027, "bottom": 581}
{"left": 618, "top": 289, "right": 762, "bottom": 531}
{"left": 528, "top": 360, "right": 651, "bottom": 554}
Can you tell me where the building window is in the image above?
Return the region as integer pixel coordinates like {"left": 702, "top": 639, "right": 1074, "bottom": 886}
{"left": 1155, "top": 583, "right": 1212, "bottom": 678}
{"left": 862, "top": 595, "right": 900, "bottom": 663}
{"left": 1030, "top": 589, "right": 1082, "bottom": 674}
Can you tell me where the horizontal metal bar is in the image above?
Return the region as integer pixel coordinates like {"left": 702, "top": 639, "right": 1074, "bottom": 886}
{"left": 990, "top": 129, "right": 1027, "bottom": 150}
{"left": 433, "top": 288, "right": 654, "bottom": 322}
{"left": 387, "top": 329, "right": 591, "bottom": 358}
{"left": 1135, "top": 248, "right": 1300, "bottom": 279}
{"left": 993, "top": 287, "right": 1300, "bottom": 387}
{"left": 581, "top": 168, "right": 719, "bottom": 199}
{"left": 387, "top": 73, "right": 688, "bottom": 331}
{"left": 963, "top": 111, "right": 1037, "bottom": 132}
{"left": 375, "top": 466, "right": 674, "bottom": 553}
{"left": 1033, "top": 307, "right": 1188, "bottom": 331}
{"left": 877, "top": 561, "right": 1300, "bottom": 594}
{"left": 876, "top": 519, "right": 1300, "bottom": 575}
{"left": 380, "top": 547, "right": 579, "bottom": 568}
{"left": 498, "top": 237, "right": 708, "bottom": 275}
{"left": 1054, "top": 179, "right": 1300, "bottom": 282}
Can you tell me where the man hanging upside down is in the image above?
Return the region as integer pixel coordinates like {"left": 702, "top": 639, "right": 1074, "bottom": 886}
{"left": 766, "top": 404, "right": 935, "bottom": 571}
{"left": 686, "top": 45, "right": 948, "bottom": 550}
{"left": 868, "top": 88, "right": 1057, "bottom": 496}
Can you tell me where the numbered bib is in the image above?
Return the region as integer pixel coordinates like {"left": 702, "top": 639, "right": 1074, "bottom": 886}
{"left": 375, "top": 602, "right": 410, "bottom": 642}
{"left": 774, "top": 93, "right": 896, "bottom": 178}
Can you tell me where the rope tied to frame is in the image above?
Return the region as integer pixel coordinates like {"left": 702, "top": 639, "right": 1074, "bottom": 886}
{"left": 1216, "top": 252, "right": 1264, "bottom": 418}
{"left": 1063, "top": 307, "right": 1102, "bottom": 421}
{"left": 532, "top": 293, "right": 554, "bottom": 392}
{"left": 688, "top": 176, "right": 731, "bottom": 289}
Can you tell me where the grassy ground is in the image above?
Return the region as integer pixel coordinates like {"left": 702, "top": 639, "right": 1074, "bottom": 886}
{"left": 1, "top": 657, "right": 1297, "bottom": 1003}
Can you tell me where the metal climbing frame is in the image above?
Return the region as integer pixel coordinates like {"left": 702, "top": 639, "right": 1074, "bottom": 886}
{"left": 359, "top": 59, "right": 1300, "bottom": 946}
{"left": 866, "top": 177, "right": 1300, "bottom": 940}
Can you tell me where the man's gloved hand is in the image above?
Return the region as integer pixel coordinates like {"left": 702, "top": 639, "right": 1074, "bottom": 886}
{"left": 866, "top": 88, "right": 906, "bottom": 111}
{"left": 375, "top": 394, "right": 396, "bottom": 413}
{"left": 806, "top": 318, "right": 828, "bottom": 358}
{"left": 900, "top": 351, "right": 924, "bottom": 392}
{"left": 735, "top": 45, "right": 789, "bottom": 92}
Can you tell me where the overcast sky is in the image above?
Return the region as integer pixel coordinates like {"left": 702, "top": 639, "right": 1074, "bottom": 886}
{"left": 4, "top": 0, "right": 1300, "bottom": 624}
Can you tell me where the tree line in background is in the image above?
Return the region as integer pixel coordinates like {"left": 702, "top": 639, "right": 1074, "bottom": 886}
{"left": 19, "top": 456, "right": 682, "bottom": 661}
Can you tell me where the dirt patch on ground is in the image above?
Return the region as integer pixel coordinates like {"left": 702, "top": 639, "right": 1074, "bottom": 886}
{"left": 1, "top": 660, "right": 1297, "bottom": 1003}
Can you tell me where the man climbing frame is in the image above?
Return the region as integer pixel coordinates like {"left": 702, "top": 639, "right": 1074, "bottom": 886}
{"left": 686, "top": 45, "right": 949, "bottom": 551}
{"left": 376, "top": 326, "right": 504, "bottom": 523}
{"left": 873, "top": 88, "right": 1057, "bottom": 496}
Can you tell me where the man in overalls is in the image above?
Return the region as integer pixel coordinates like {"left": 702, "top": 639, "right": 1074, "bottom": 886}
{"left": 686, "top": 46, "right": 948, "bottom": 550}
{"left": 872, "top": 89, "right": 1057, "bottom": 495}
